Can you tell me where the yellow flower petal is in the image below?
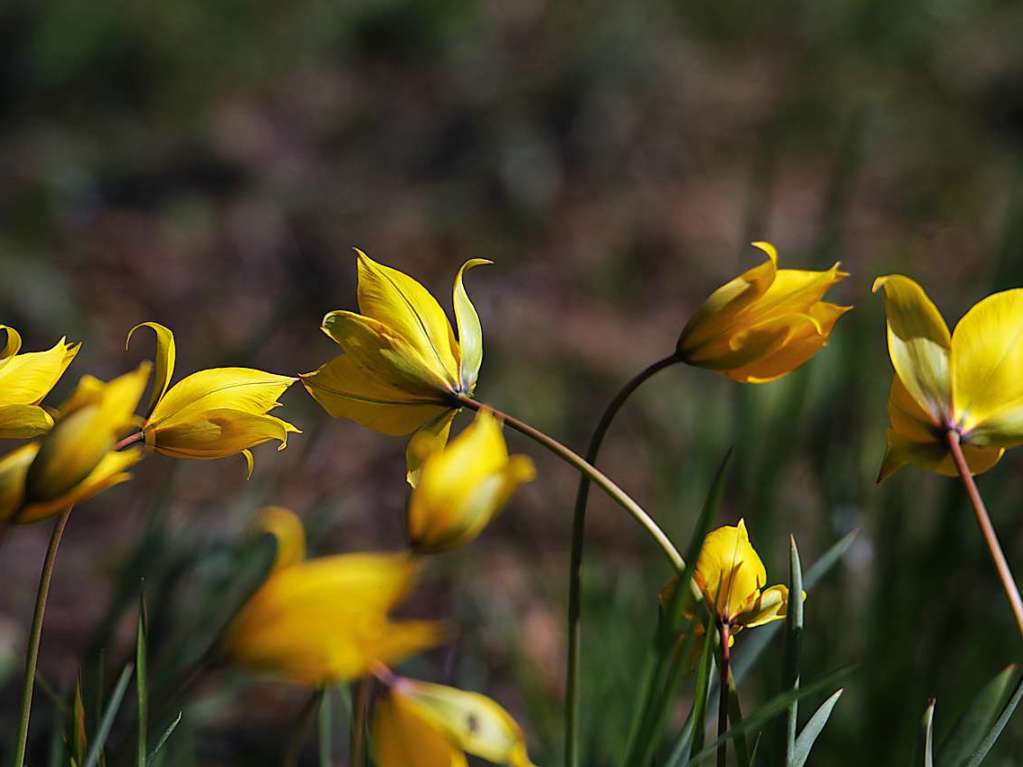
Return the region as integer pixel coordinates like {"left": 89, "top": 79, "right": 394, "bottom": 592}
{"left": 258, "top": 506, "right": 307, "bottom": 571}
{"left": 406, "top": 411, "right": 457, "bottom": 487}
{"left": 126, "top": 321, "right": 177, "bottom": 418}
{"left": 0, "top": 404, "right": 54, "bottom": 439}
{"left": 0, "top": 443, "right": 36, "bottom": 521}
{"left": 375, "top": 692, "right": 469, "bottom": 767}
{"left": 301, "top": 353, "right": 451, "bottom": 436}
{"left": 0, "top": 325, "right": 23, "bottom": 360}
{"left": 739, "top": 584, "right": 794, "bottom": 628}
{"left": 18, "top": 448, "right": 142, "bottom": 524}
{"left": 0, "top": 335, "right": 80, "bottom": 407}
{"left": 354, "top": 250, "right": 460, "bottom": 388}
{"left": 147, "top": 409, "right": 299, "bottom": 460}
{"left": 408, "top": 410, "right": 535, "bottom": 553}
{"left": 149, "top": 367, "right": 296, "bottom": 429}
{"left": 453, "top": 259, "right": 491, "bottom": 393}
{"left": 872, "top": 275, "right": 951, "bottom": 425}
{"left": 695, "top": 520, "right": 767, "bottom": 622}
{"left": 949, "top": 288, "right": 1023, "bottom": 446}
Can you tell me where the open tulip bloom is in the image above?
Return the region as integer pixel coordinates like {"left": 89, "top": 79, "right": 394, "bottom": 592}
{"left": 677, "top": 242, "right": 850, "bottom": 383}
{"left": 127, "top": 322, "right": 299, "bottom": 475}
{"left": 0, "top": 325, "right": 80, "bottom": 439}
{"left": 302, "top": 250, "right": 490, "bottom": 482}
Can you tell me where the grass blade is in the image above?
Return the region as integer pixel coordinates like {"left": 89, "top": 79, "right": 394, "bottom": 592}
{"left": 147, "top": 711, "right": 183, "bottom": 765}
{"left": 791, "top": 689, "right": 843, "bottom": 767}
{"left": 319, "top": 686, "right": 334, "bottom": 766}
{"left": 690, "top": 626, "right": 717, "bottom": 758}
{"left": 73, "top": 676, "right": 88, "bottom": 767}
{"left": 963, "top": 672, "right": 1023, "bottom": 767}
{"left": 783, "top": 537, "right": 804, "bottom": 767}
{"left": 938, "top": 664, "right": 1021, "bottom": 767}
{"left": 727, "top": 674, "right": 751, "bottom": 767}
{"left": 84, "top": 664, "right": 134, "bottom": 767}
{"left": 136, "top": 590, "right": 148, "bottom": 767}
{"left": 923, "top": 699, "right": 936, "bottom": 767}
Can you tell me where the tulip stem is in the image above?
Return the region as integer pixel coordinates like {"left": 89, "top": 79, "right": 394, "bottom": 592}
{"left": 454, "top": 395, "right": 685, "bottom": 571}
{"left": 114, "top": 431, "right": 145, "bottom": 451}
{"left": 11, "top": 507, "right": 72, "bottom": 767}
{"left": 946, "top": 430, "right": 1023, "bottom": 638}
{"left": 560, "top": 353, "right": 682, "bottom": 767}
{"left": 717, "top": 621, "right": 732, "bottom": 767}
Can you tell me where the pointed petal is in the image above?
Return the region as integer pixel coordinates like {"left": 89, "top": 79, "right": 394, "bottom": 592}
{"left": 0, "top": 325, "right": 23, "bottom": 360}
{"left": 126, "top": 322, "right": 177, "bottom": 418}
{"left": 354, "top": 250, "right": 460, "bottom": 386}
{"left": 149, "top": 409, "right": 299, "bottom": 460}
{"left": 695, "top": 520, "right": 768, "bottom": 621}
{"left": 740, "top": 584, "right": 791, "bottom": 628}
{"left": 0, "top": 404, "right": 54, "bottom": 439}
{"left": 949, "top": 288, "right": 1023, "bottom": 446}
{"left": 452, "top": 259, "right": 491, "bottom": 392}
{"left": 149, "top": 368, "right": 296, "bottom": 429}
{"left": 374, "top": 692, "right": 468, "bottom": 767}
{"left": 258, "top": 506, "right": 306, "bottom": 571}
{"left": 406, "top": 411, "right": 456, "bottom": 487}
{"left": 0, "top": 337, "right": 81, "bottom": 406}
{"left": 0, "top": 443, "right": 37, "bottom": 521}
{"left": 873, "top": 275, "right": 951, "bottom": 424}
{"left": 302, "top": 354, "right": 451, "bottom": 436}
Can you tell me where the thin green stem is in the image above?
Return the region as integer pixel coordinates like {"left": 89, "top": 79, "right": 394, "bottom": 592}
{"left": 561, "top": 353, "right": 681, "bottom": 767}
{"left": 717, "top": 622, "right": 732, "bottom": 767}
{"left": 455, "top": 394, "right": 684, "bottom": 571}
{"left": 350, "top": 677, "right": 372, "bottom": 767}
{"left": 12, "top": 508, "right": 72, "bottom": 767}
{"left": 946, "top": 430, "right": 1023, "bottom": 638}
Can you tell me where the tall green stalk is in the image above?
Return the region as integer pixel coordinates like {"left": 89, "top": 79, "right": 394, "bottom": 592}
{"left": 12, "top": 508, "right": 73, "bottom": 767}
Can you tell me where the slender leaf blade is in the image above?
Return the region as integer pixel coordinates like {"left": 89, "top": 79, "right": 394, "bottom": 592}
{"left": 964, "top": 673, "right": 1023, "bottom": 767}
{"left": 783, "top": 536, "right": 804, "bottom": 767}
{"left": 84, "top": 664, "right": 134, "bottom": 767}
{"left": 938, "top": 664, "right": 1021, "bottom": 767}
{"left": 791, "top": 689, "right": 843, "bottom": 767}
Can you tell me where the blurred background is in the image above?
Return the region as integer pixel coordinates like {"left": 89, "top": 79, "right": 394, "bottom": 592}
{"left": 3, "top": 0, "right": 1023, "bottom": 763}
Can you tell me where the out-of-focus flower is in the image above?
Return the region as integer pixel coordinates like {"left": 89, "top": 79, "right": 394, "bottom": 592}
{"left": 874, "top": 276, "right": 1023, "bottom": 480}
{"left": 693, "top": 520, "right": 793, "bottom": 633}
{"left": 0, "top": 325, "right": 80, "bottom": 438}
{"left": 224, "top": 508, "right": 442, "bottom": 685}
{"left": 374, "top": 677, "right": 536, "bottom": 767}
{"left": 407, "top": 409, "right": 534, "bottom": 553}
{"left": 127, "top": 322, "right": 299, "bottom": 476}
{"left": 301, "top": 251, "right": 490, "bottom": 483}
{"left": 0, "top": 365, "right": 149, "bottom": 524}
{"left": 677, "top": 242, "right": 850, "bottom": 383}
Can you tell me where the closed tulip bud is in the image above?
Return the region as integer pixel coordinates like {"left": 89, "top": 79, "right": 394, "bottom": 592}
{"left": 127, "top": 322, "right": 300, "bottom": 476}
{"left": 677, "top": 242, "right": 850, "bottom": 383}
{"left": 407, "top": 409, "right": 535, "bottom": 553}
{"left": 224, "top": 508, "right": 443, "bottom": 685}
{"left": 302, "top": 251, "right": 491, "bottom": 484}
{"left": 1, "top": 365, "right": 149, "bottom": 524}
{"left": 374, "top": 678, "right": 536, "bottom": 767}
{"left": 0, "top": 325, "right": 80, "bottom": 438}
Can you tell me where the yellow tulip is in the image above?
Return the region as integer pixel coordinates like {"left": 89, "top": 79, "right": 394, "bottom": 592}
{"left": 224, "top": 508, "right": 442, "bottom": 685}
{"left": 407, "top": 409, "right": 535, "bottom": 553}
{"left": 677, "top": 242, "right": 850, "bottom": 383}
{"left": 873, "top": 276, "right": 1023, "bottom": 480}
{"left": 301, "top": 251, "right": 490, "bottom": 483}
{"left": 127, "top": 322, "right": 299, "bottom": 475}
{"left": 694, "top": 520, "right": 792, "bottom": 632}
{"left": 0, "top": 365, "right": 149, "bottom": 524}
{"left": 374, "top": 677, "right": 536, "bottom": 767}
{"left": 0, "top": 325, "right": 80, "bottom": 438}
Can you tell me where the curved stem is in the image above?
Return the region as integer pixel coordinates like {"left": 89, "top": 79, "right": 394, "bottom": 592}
{"left": 946, "top": 430, "right": 1023, "bottom": 638}
{"left": 12, "top": 508, "right": 72, "bottom": 767}
{"left": 717, "top": 622, "right": 732, "bottom": 767}
{"left": 454, "top": 394, "right": 684, "bottom": 571}
{"left": 562, "top": 353, "right": 681, "bottom": 767}
{"left": 114, "top": 431, "right": 145, "bottom": 451}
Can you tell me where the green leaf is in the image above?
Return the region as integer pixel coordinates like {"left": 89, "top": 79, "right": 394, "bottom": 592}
{"left": 783, "top": 536, "right": 804, "bottom": 767}
{"left": 728, "top": 673, "right": 751, "bottom": 767}
{"left": 147, "top": 711, "right": 183, "bottom": 765}
{"left": 690, "top": 626, "right": 717, "bottom": 759}
{"left": 84, "top": 664, "right": 134, "bottom": 767}
{"left": 791, "top": 689, "right": 844, "bottom": 767}
{"left": 923, "top": 699, "right": 936, "bottom": 767}
{"left": 938, "top": 664, "right": 1021, "bottom": 767}
{"left": 690, "top": 666, "right": 856, "bottom": 764}
{"left": 319, "top": 686, "right": 334, "bottom": 766}
{"left": 72, "top": 675, "right": 88, "bottom": 767}
{"left": 136, "top": 590, "right": 149, "bottom": 767}
{"left": 963, "top": 672, "right": 1023, "bottom": 767}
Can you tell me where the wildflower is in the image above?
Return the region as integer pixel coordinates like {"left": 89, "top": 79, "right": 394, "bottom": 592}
{"left": 127, "top": 322, "right": 299, "bottom": 476}
{"left": 301, "top": 251, "right": 490, "bottom": 483}
{"left": 224, "top": 508, "right": 442, "bottom": 685}
{"left": 873, "top": 276, "right": 1023, "bottom": 479}
{"left": 677, "top": 242, "right": 850, "bottom": 383}
{"left": 0, "top": 365, "right": 149, "bottom": 524}
{"left": 694, "top": 520, "right": 792, "bottom": 632}
{"left": 0, "top": 326, "right": 80, "bottom": 438}
{"left": 407, "top": 409, "right": 535, "bottom": 553}
{"left": 374, "top": 677, "right": 536, "bottom": 767}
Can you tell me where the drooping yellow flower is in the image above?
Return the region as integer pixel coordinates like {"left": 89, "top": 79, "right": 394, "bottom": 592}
{"left": 224, "top": 508, "right": 442, "bottom": 685}
{"left": 0, "top": 325, "right": 80, "bottom": 438}
{"left": 407, "top": 409, "right": 535, "bottom": 553}
{"left": 0, "top": 365, "right": 149, "bottom": 524}
{"left": 694, "top": 520, "right": 791, "bottom": 632}
{"left": 127, "top": 322, "right": 300, "bottom": 475}
{"left": 677, "top": 242, "right": 850, "bottom": 383}
{"left": 374, "top": 677, "right": 536, "bottom": 767}
{"left": 873, "top": 276, "right": 1023, "bottom": 480}
{"left": 301, "top": 251, "right": 490, "bottom": 483}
